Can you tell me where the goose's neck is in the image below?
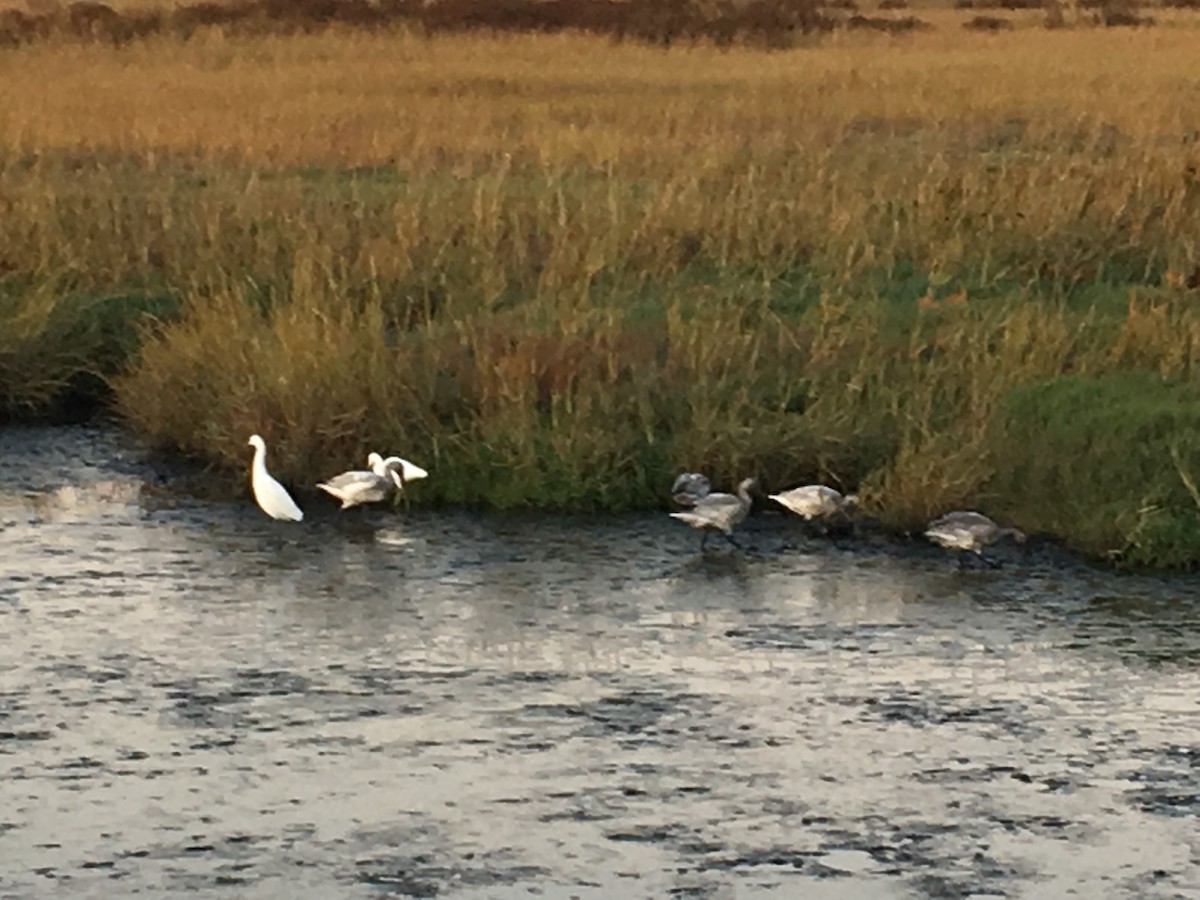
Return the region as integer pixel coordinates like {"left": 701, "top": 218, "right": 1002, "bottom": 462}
{"left": 252, "top": 444, "right": 267, "bottom": 474}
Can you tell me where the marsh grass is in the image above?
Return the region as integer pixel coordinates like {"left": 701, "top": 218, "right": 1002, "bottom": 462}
{"left": 0, "top": 281, "right": 95, "bottom": 418}
{"left": 4, "top": 28, "right": 1200, "bottom": 562}
{"left": 0, "top": 273, "right": 175, "bottom": 420}
{"left": 990, "top": 372, "right": 1200, "bottom": 568}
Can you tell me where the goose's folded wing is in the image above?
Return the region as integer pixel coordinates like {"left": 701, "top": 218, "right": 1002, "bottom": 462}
{"left": 318, "top": 470, "right": 380, "bottom": 491}
{"left": 695, "top": 492, "right": 739, "bottom": 511}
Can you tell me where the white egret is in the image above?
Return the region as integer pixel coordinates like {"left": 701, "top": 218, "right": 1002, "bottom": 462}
{"left": 670, "top": 477, "right": 756, "bottom": 550}
{"left": 247, "top": 434, "right": 304, "bottom": 522}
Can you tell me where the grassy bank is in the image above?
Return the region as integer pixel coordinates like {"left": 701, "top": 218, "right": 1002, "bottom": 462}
{"left": 3, "top": 24, "right": 1200, "bottom": 565}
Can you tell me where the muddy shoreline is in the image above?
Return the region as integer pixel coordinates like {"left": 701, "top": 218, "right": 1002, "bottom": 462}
{"left": 4, "top": 420, "right": 1100, "bottom": 572}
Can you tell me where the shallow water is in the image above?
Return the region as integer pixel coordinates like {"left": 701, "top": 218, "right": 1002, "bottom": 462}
{"left": 1, "top": 426, "right": 1198, "bottom": 899}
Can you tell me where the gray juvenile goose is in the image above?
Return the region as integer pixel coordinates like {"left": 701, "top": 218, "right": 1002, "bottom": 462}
{"left": 670, "top": 477, "right": 756, "bottom": 550}
{"left": 925, "top": 510, "right": 1025, "bottom": 565}
{"left": 317, "top": 453, "right": 404, "bottom": 510}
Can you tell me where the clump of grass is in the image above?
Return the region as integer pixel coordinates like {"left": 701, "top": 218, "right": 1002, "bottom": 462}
{"left": 963, "top": 14, "right": 1015, "bottom": 30}
{"left": 114, "top": 274, "right": 818, "bottom": 509}
{"left": 846, "top": 13, "right": 932, "bottom": 32}
{"left": 103, "top": 255, "right": 1200, "bottom": 569}
{"left": 0, "top": 283, "right": 94, "bottom": 419}
{"left": 115, "top": 288, "right": 384, "bottom": 477}
{"left": 113, "top": 263, "right": 1197, "bottom": 545}
{"left": 990, "top": 373, "right": 1200, "bottom": 568}
{"left": 0, "top": 276, "right": 173, "bottom": 421}
{"left": 1097, "top": 5, "right": 1155, "bottom": 26}
{"left": 955, "top": 0, "right": 1040, "bottom": 9}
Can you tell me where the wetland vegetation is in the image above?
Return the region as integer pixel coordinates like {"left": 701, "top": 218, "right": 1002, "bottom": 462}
{"left": 2, "top": 0, "right": 1200, "bottom": 565}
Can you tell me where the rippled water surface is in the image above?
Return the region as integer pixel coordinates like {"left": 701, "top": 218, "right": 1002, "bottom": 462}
{"left": 1, "top": 426, "right": 1198, "bottom": 899}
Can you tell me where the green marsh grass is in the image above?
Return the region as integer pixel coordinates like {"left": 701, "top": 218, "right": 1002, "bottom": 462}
{"left": 0, "top": 280, "right": 96, "bottom": 419}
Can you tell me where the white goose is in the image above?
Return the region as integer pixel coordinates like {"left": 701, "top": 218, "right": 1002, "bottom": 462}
{"left": 247, "top": 434, "right": 304, "bottom": 522}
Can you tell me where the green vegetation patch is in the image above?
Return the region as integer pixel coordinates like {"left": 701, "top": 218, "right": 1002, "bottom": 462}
{"left": 0, "top": 279, "right": 177, "bottom": 422}
{"left": 992, "top": 372, "right": 1200, "bottom": 569}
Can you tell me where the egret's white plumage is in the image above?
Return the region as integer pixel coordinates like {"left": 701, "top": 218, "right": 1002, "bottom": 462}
{"left": 671, "top": 472, "right": 712, "bottom": 509}
{"left": 670, "top": 477, "right": 756, "bottom": 550}
{"left": 769, "top": 484, "right": 858, "bottom": 521}
{"left": 247, "top": 434, "right": 304, "bottom": 522}
{"left": 925, "top": 511, "right": 1025, "bottom": 557}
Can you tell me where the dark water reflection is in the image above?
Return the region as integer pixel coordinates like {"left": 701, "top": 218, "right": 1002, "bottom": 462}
{"left": 1, "top": 426, "right": 1198, "bottom": 898}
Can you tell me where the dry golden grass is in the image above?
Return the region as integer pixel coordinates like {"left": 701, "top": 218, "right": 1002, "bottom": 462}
{"left": 1, "top": 27, "right": 1198, "bottom": 167}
